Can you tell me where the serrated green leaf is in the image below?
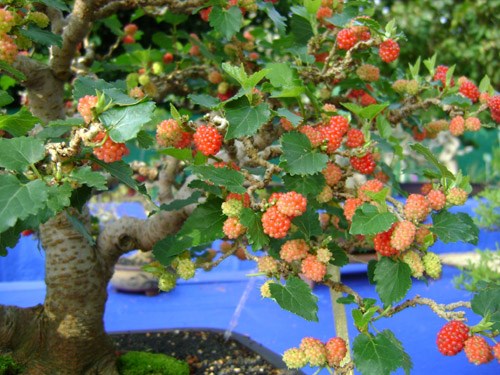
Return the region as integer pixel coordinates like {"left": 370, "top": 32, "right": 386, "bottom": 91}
{"left": 209, "top": 6, "right": 243, "bottom": 40}
{"left": 280, "top": 132, "right": 328, "bottom": 176}
{"left": 38, "top": 0, "right": 70, "bottom": 11}
{"left": 478, "top": 75, "right": 492, "bottom": 93}
{"left": 70, "top": 166, "right": 108, "bottom": 190}
{"left": 159, "top": 191, "right": 202, "bottom": 212}
{"left": 471, "top": 284, "right": 500, "bottom": 331}
{"left": 376, "top": 115, "right": 392, "bottom": 140}
{"left": 101, "top": 88, "right": 142, "bottom": 106}
{"left": 277, "top": 108, "right": 302, "bottom": 127}
{"left": 0, "top": 107, "right": 39, "bottom": 137}
{"left": 259, "top": 2, "right": 286, "bottom": 34}
{"left": 70, "top": 185, "right": 92, "bottom": 212}
{"left": 190, "top": 165, "right": 246, "bottom": 194}
{"left": 0, "top": 224, "right": 22, "bottom": 257}
{"left": 136, "top": 130, "right": 155, "bottom": 149}
{"left": 160, "top": 147, "right": 195, "bottom": 160}
{"left": 282, "top": 173, "right": 325, "bottom": 197}
{"left": 410, "top": 144, "right": 455, "bottom": 179}
{"left": 222, "top": 63, "right": 248, "bottom": 86}
{"left": 408, "top": 57, "right": 421, "bottom": 80}
{"left": 327, "top": 6, "right": 357, "bottom": 27}
{"left": 360, "top": 103, "right": 390, "bottom": 121}
{"left": 292, "top": 206, "right": 323, "bottom": 239}
{"left": 0, "top": 176, "right": 49, "bottom": 233}
{"left": 350, "top": 204, "right": 397, "bottom": 235}
{"left": 91, "top": 159, "right": 147, "bottom": 195}
{"left": 423, "top": 53, "right": 437, "bottom": 75}
{"left": 188, "top": 179, "right": 223, "bottom": 197}
{"left": 304, "top": 0, "right": 322, "bottom": 14}
{"left": 46, "top": 183, "right": 72, "bottom": 213}
{"left": 240, "top": 208, "right": 269, "bottom": 251}
{"left": 20, "top": 25, "right": 62, "bottom": 47}
{"left": 100, "top": 101, "right": 155, "bottom": 142}
{"left": 0, "top": 137, "right": 45, "bottom": 172}
{"left": 188, "top": 94, "right": 220, "bottom": 109}
{"left": 265, "top": 63, "right": 304, "bottom": 98}
{"left": 0, "top": 60, "right": 26, "bottom": 81}
{"left": 329, "top": 243, "right": 350, "bottom": 267}
{"left": 367, "top": 259, "right": 377, "bottom": 284}
{"left": 441, "top": 94, "right": 472, "bottom": 108}
{"left": 353, "top": 330, "right": 412, "bottom": 375}
{"left": 342, "top": 102, "right": 364, "bottom": 116}
{"left": 337, "top": 295, "right": 356, "bottom": 304}
{"left": 374, "top": 258, "right": 412, "bottom": 306}
{"left": 225, "top": 97, "right": 271, "bottom": 139}
{"left": 73, "top": 76, "right": 126, "bottom": 101}
{"left": 0, "top": 90, "right": 14, "bottom": 107}
{"left": 177, "top": 197, "right": 225, "bottom": 246}
{"left": 65, "top": 212, "right": 95, "bottom": 246}
{"left": 269, "top": 277, "right": 319, "bottom": 321}
{"left": 169, "top": 103, "right": 181, "bottom": 123}
{"left": 290, "top": 13, "right": 314, "bottom": 44}
{"left": 430, "top": 211, "right": 479, "bottom": 245}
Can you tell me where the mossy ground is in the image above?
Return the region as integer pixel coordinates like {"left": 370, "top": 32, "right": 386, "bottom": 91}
{"left": 117, "top": 351, "right": 189, "bottom": 375}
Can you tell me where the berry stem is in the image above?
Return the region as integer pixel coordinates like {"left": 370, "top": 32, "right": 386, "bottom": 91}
{"left": 30, "top": 163, "right": 44, "bottom": 181}
{"left": 328, "top": 265, "right": 353, "bottom": 374}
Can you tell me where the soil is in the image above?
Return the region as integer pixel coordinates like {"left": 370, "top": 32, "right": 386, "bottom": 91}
{"left": 112, "top": 329, "right": 304, "bottom": 375}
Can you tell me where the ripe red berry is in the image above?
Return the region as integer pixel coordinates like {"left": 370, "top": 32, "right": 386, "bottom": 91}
{"left": 492, "top": 342, "right": 500, "bottom": 363}
{"left": 156, "top": 119, "right": 184, "bottom": 148}
{"left": 464, "top": 117, "right": 481, "bottom": 132}
{"left": 122, "top": 34, "right": 135, "bottom": 44}
{"left": 337, "top": 28, "right": 358, "bottom": 50}
{"left": 223, "top": 217, "right": 246, "bottom": 239}
{"left": 346, "top": 129, "right": 365, "bottom": 148}
{"left": 378, "top": 39, "right": 400, "bottom": 63}
{"left": 404, "top": 194, "right": 431, "bottom": 222}
{"left": 301, "top": 255, "right": 327, "bottom": 282}
{"left": 261, "top": 206, "right": 291, "bottom": 239}
{"left": 193, "top": 125, "right": 223, "bottom": 156}
{"left": 436, "top": 320, "right": 469, "bottom": 356}
{"left": 299, "top": 125, "right": 323, "bottom": 147}
{"left": 276, "top": 191, "right": 307, "bottom": 218}
{"left": 487, "top": 95, "right": 500, "bottom": 113}
{"left": 199, "top": 7, "right": 212, "bottom": 22}
{"left": 329, "top": 115, "right": 350, "bottom": 135}
{"left": 358, "top": 179, "right": 384, "bottom": 201}
{"left": 162, "top": 52, "right": 174, "bottom": 64}
{"left": 464, "top": 336, "right": 493, "bottom": 365}
{"left": 92, "top": 131, "right": 130, "bottom": 163}
{"left": 360, "top": 93, "right": 377, "bottom": 106}
{"left": 123, "top": 23, "right": 138, "bottom": 35}
{"left": 325, "top": 337, "right": 347, "bottom": 367}
{"left": 373, "top": 224, "right": 398, "bottom": 256}
{"left": 316, "top": 6, "right": 333, "bottom": 21}
{"left": 21, "top": 229, "right": 34, "bottom": 236}
{"left": 459, "top": 80, "right": 480, "bottom": 103}
{"left": 433, "top": 65, "right": 454, "bottom": 87}
{"left": 350, "top": 153, "right": 376, "bottom": 174}
{"left": 0, "top": 34, "right": 18, "bottom": 64}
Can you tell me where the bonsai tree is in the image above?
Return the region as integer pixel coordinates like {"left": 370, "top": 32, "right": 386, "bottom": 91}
{"left": 0, "top": 0, "right": 498, "bottom": 374}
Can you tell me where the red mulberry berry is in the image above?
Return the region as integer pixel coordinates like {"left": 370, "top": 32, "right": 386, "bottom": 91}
{"left": 280, "top": 239, "right": 309, "bottom": 263}
{"left": 277, "top": 191, "right": 307, "bottom": 218}
{"left": 193, "top": 125, "right": 223, "bottom": 156}
{"left": 77, "top": 95, "right": 98, "bottom": 124}
{"left": 343, "top": 197, "right": 363, "bottom": 222}
{"left": 322, "top": 162, "right": 342, "bottom": 186}
{"left": 390, "top": 220, "right": 416, "bottom": 251}
{"left": 436, "top": 320, "right": 470, "bottom": 356}
{"left": 449, "top": 116, "right": 465, "bottom": 136}
{"left": 358, "top": 179, "right": 384, "bottom": 201}
{"left": 350, "top": 153, "right": 376, "bottom": 174}
{"left": 459, "top": 80, "right": 480, "bottom": 103}
{"left": 427, "top": 190, "right": 446, "bottom": 211}
{"left": 262, "top": 206, "right": 291, "bottom": 239}
{"left": 301, "top": 255, "right": 327, "bottom": 282}
{"left": 373, "top": 224, "right": 398, "bottom": 256}
{"left": 378, "top": 39, "right": 400, "bottom": 63}
{"left": 337, "top": 28, "right": 358, "bottom": 50}
{"left": 299, "top": 125, "right": 323, "bottom": 147}
{"left": 404, "top": 194, "right": 431, "bottom": 222}
{"left": 465, "top": 117, "right": 481, "bottom": 132}
{"left": 156, "top": 119, "right": 184, "bottom": 148}
{"left": 92, "top": 131, "right": 130, "bottom": 163}
{"left": 464, "top": 336, "right": 493, "bottom": 365}
{"left": 325, "top": 337, "right": 347, "bottom": 366}
{"left": 300, "top": 337, "right": 327, "bottom": 367}
{"left": 433, "top": 65, "right": 454, "bottom": 87}
{"left": 346, "top": 129, "right": 365, "bottom": 148}
{"left": 223, "top": 217, "right": 246, "bottom": 239}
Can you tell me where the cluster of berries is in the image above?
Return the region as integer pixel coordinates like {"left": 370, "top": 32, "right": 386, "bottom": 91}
{"left": 261, "top": 191, "right": 307, "bottom": 239}
{"left": 92, "top": 131, "right": 130, "bottom": 163}
{"left": 222, "top": 193, "right": 251, "bottom": 239}
{"left": 437, "top": 321, "right": 498, "bottom": 365}
{"left": 122, "top": 23, "right": 138, "bottom": 44}
{"left": 282, "top": 336, "right": 347, "bottom": 369}
{"left": 0, "top": 8, "right": 18, "bottom": 64}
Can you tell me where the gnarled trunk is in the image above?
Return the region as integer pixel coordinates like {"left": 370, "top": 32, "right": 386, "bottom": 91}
{"left": 0, "top": 210, "right": 118, "bottom": 374}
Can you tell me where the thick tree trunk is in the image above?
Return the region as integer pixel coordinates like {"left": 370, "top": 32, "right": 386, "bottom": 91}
{"left": 0, "top": 210, "right": 119, "bottom": 374}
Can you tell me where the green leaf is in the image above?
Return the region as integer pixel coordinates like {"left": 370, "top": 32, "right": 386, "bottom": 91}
{"left": 423, "top": 53, "right": 437, "bottom": 75}
{"left": 20, "top": 25, "right": 62, "bottom": 47}
{"left": 177, "top": 197, "right": 225, "bottom": 247}
{"left": 73, "top": 76, "right": 126, "bottom": 101}
{"left": 222, "top": 63, "right": 248, "bottom": 86}
{"left": 282, "top": 173, "right": 325, "bottom": 197}
{"left": 46, "top": 183, "right": 72, "bottom": 213}
{"left": 367, "top": 259, "right": 377, "bottom": 284}
{"left": 265, "top": 63, "right": 304, "bottom": 98}
{"left": 65, "top": 212, "right": 95, "bottom": 246}
{"left": 169, "top": 103, "right": 182, "bottom": 123}
{"left": 350, "top": 204, "right": 397, "bottom": 235}
{"left": 101, "top": 88, "right": 142, "bottom": 106}
{"left": 240, "top": 208, "right": 269, "bottom": 251}
{"left": 161, "top": 147, "right": 196, "bottom": 161}
{"left": 190, "top": 165, "right": 246, "bottom": 194}
{"left": 410, "top": 144, "right": 455, "bottom": 179}
{"left": 225, "top": 97, "right": 271, "bottom": 139}
{"left": 376, "top": 115, "right": 392, "bottom": 140}
{"left": 0, "top": 176, "right": 49, "bottom": 233}
{"left": 100, "top": 101, "right": 156, "bottom": 142}
{"left": 0, "top": 60, "right": 26, "bottom": 81}
{"left": 259, "top": 2, "right": 286, "bottom": 34}
{"left": 430, "top": 211, "right": 479, "bottom": 245}
{"left": 327, "top": 6, "right": 358, "bottom": 27}
{"left": 188, "top": 94, "right": 220, "bottom": 109}
{"left": 70, "top": 185, "right": 92, "bottom": 212}
{"left": 188, "top": 180, "right": 222, "bottom": 197}
{"left": 70, "top": 166, "right": 108, "bottom": 190}
{"left": 342, "top": 102, "right": 364, "bottom": 116}
{"left": 0, "top": 107, "right": 39, "bottom": 136}
{"left": 304, "top": 0, "right": 322, "bottom": 14}
{"left": 136, "top": 130, "right": 155, "bottom": 149}
{"left": 209, "top": 6, "right": 243, "bottom": 40}
{"left": 269, "top": 277, "right": 319, "bottom": 322}
{"left": 0, "top": 224, "right": 22, "bottom": 257}
{"left": 38, "top": 0, "right": 70, "bottom": 11}
{"left": 0, "top": 137, "right": 45, "bottom": 172}
{"left": 408, "top": 57, "right": 421, "bottom": 80}
{"left": 277, "top": 108, "right": 302, "bottom": 127}
{"left": 353, "top": 330, "right": 412, "bottom": 375}
{"left": 360, "top": 103, "right": 390, "bottom": 121}
{"left": 280, "top": 132, "right": 328, "bottom": 176}
{"left": 374, "top": 258, "right": 412, "bottom": 306}
{"left": 0, "top": 90, "right": 14, "bottom": 107}
{"left": 329, "top": 243, "right": 350, "bottom": 267}
{"left": 91, "top": 159, "right": 147, "bottom": 195}
{"left": 478, "top": 75, "right": 492, "bottom": 93}
{"left": 153, "top": 234, "right": 193, "bottom": 266}
{"left": 159, "top": 191, "right": 202, "bottom": 211}
{"left": 441, "top": 95, "right": 472, "bottom": 108}
{"left": 471, "top": 284, "right": 500, "bottom": 331}
{"left": 292, "top": 206, "right": 323, "bottom": 240}
{"left": 290, "top": 13, "right": 314, "bottom": 44}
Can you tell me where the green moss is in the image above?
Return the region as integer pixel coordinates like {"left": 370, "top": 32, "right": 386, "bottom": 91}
{"left": 117, "top": 351, "right": 189, "bottom": 375}
{"left": 0, "top": 354, "right": 23, "bottom": 375}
